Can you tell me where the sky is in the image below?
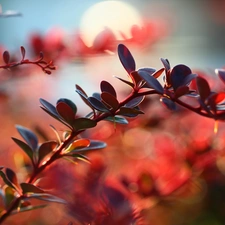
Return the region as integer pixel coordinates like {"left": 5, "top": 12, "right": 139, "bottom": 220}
{"left": 0, "top": 0, "right": 225, "bottom": 68}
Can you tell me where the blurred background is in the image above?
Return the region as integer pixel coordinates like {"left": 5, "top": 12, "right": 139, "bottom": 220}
{"left": 1, "top": 0, "right": 225, "bottom": 224}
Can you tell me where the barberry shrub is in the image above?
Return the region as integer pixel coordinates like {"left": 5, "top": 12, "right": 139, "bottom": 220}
{"left": 0, "top": 43, "right": 225, "bottom": 224}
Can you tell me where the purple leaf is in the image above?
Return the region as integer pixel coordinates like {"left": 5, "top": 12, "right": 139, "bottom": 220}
{"left": 113, "top": 76, "right": 134, "bottom": 88}
{"left": 117, "top": 44, "right": 136, "bottom": 74}
{"left": 88, "top": 97, "right": 109, "bottom": 112}
{"left": 160, "top": 58, "right": 170, "bottom": 71}
{"left": 100, "top": 81, "right": 117, "bottom": 97}
{"left": 6, "top": 168, "right": 19, "bottom": 189}
{"left": 216, "top": 69, "right": 225, "bottom": 85}
{"left": 16, "top": 125, "right": 38, "bottom": 151}
{"left": 170, "top": 64, "right": 192, "bottom": 90}
{"left": 125, "top": 96, "right": 145, "bottom": 108}
{"left": 160, "top": 97, "right": 177, "bottom": 110}
{"left": 138, "top": 70, "right": 164, "bottom": 94}
{"left": 12, "top": 138, "right": 33, "bottom": 162}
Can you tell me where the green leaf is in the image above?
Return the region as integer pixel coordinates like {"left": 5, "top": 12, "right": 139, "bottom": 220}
{"left": 104, "top": 116, "right": 128, "bottom": 124}
{"left": 12, "top": 138, "right": 33, "bottom": 162}
{"left": 20, "top": 183, "right": 44, "bottom": 194}
{"left": 72, "top": 118, "right": 97, "bottom": 131}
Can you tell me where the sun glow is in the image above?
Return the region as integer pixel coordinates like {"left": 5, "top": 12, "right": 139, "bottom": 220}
{"left": 80, "top": 1, "right": 143, "bottom": 47}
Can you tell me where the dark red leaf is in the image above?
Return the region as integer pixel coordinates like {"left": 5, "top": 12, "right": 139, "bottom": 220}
{"left": 21, "top": 183, "right": 44, "bottom": 194}
{"left": 3, "top": 51, "right": 10, "bottom": 64}
{"left": 100, "top": 81, "right": 117, "bottom": 97}
{"left": 101, "top": 92, "right": 119, "bottom": 110}
{"left": 152, "top": 68, "right": 165, "bottom": 79}
{"left": 196, "top": 77, "right": 211, "bottom": 101}
{"left": 38, "top": 141, "right": 58, "bottom": 164}
{"left": 117, "top": 44, "right": 136, "bottom": 74}
{"left": 57, "top": 98, "right": 77, "bottom": 114}
{"left": 20, "top": 46, "right": 26, "bottom": 60}
{"left": 56, "top": 102, "right": 75, "bottom": 126}
{"left": 175, "top": 86, "right": 190, "bottom": 98}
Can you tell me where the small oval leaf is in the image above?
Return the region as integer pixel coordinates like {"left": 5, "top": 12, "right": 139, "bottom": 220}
{"left": 38, "top": 141, "right": 58, "bottom": 164}
{"left": 3, "top": 51, "right": 10, "bottom": 64}
{"left": 160, "top": 97, "right": 177, "bottom": 110}
{"left": 21, "top": 183, "right": 44, "bottom": 194}
{"left": 56, "top": 102, "right": 75, "bottom": 126}
{"left": 196, "top": 77, "right": 211, "bottom": 101}
{"left": 138, "top": 70, "right": 164, "bottom": 94}
{"left": 100, "top": 81, "right": 117, "bottom": 97}
{"left": 101, "top": 92, "right": 119, "bottom": 110}
{"left": 72, "top": 118, "right": 97, "bottom": 131}
{"left": 16, "top": 125, "right": 38, "bottom": 151}
{"left": 12, "top": 137, "right": 33, "bottom": 162}
{"left": 88, "top": 97, "right": 109, "bottom": 112}
{"left": 118, "top": 44, "right": 136, "bottom": 74}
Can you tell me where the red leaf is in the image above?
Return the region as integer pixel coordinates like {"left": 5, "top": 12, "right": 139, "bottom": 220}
{"left": 3, "top": 51, "right": 10, "bottom": 64}
{"left": 100, "top": 81, "right": 117, "bottom": 97}
{"left": 56, "top": 102, "right": 75, "bottom": 126}
{"left": 101, "top": 92, "right": 119, "bottom": 110}
{"left": 196, "top": 77, "right": 211, "bottom": 101}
